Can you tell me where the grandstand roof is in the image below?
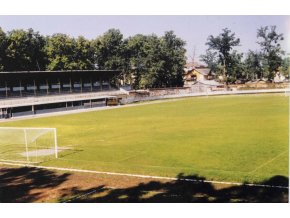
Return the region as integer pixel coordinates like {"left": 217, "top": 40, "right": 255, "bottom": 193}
{"left": 0, "top": 70, "right": 122, "bottom": 82}
{"left": 0, "top": 70, "right": 121, "bottom": 75}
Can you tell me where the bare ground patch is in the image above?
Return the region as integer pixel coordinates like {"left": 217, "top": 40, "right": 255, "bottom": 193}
{"left": 0, "top": 164, "right": 288, "bottom": 203}
{"left": 20, "top": 147, "right": 70, "bottom": 157}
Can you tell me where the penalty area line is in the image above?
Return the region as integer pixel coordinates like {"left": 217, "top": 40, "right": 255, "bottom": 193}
{"left": 249, "top": 150, "right": 288, "bottom": 174}
{"left": 0, "top": 161, "right": 288, "bottom": 190}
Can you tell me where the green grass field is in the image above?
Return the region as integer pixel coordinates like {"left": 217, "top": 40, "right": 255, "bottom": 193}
{"left": 0, "top": 94, "right": 288, "bottom": 184}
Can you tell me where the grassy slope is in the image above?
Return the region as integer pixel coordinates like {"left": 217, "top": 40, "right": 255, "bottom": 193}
{"left": 0, "top": 94, "right": 288, "bottom": 183}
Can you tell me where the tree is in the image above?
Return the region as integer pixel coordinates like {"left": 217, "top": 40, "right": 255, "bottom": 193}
{"left": 46, "top": 34, "right": 95, "bottom": 71}
{"left": 45, "top": 34, "right": 75, "bottom": 70}
{"left": 205, "top": 28, "right": 240, "bottom": 83}
{"left": 257, "top": 26, "right": 284, "bottom": 80}
{"left": 124, "top": 31, "right": 186, "bottom": 89}
{"left": 244, "top": 50, "right": 263, "bottom": 80}
{"left": 74, "top": 36, "right": 95, "bottom": 70}
{"left": 199, "top": 49, "right": 218, "bottom": 72}
{"left": 227, "top": 50, "right": 245, "bottom": 82}
{"left": 155, "top": 31, "right": 186, "bottom": 88}
{"left": 5, "top": 28, "right": 47, "bottom": 71}
{"left": 93, "top": 29, "right": 125, "bottom": 70}
{"left": 143, "top": 35, "right": 165, "bottom": 88}
{"left": 0, "top": 27, "right": 7, "bottom": 71}
{"left": 280, "top": 56, "right": 290, "bottom": 78}
{"left": 124, "top": 34, "right": 159, "bottom": 88}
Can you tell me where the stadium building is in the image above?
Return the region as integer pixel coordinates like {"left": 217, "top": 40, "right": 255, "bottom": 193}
{"left": 0, "top": 70, "right": 125, "bottom": 119}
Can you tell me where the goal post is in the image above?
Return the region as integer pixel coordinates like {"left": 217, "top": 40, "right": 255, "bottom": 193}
{"left": 0, "top": 127, "right": 58, "bottom": 163}
{"left": 53, "top": 128, "right": 58, "bottom": 158}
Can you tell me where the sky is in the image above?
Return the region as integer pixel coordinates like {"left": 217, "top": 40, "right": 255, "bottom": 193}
{"left": 0, "top": 15, "right": 289, "bottom": 62}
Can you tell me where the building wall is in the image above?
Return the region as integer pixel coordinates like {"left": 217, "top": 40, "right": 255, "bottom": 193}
{"left": 195, "top": 70, "right": 205, "bottom": 81}
{"left": 184, "top": 70, "right": 205, "bottom": 82}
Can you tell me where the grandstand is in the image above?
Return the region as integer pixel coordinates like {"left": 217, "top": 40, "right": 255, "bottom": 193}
{"left": 0, "top": 70, "right": 123, "bottom": 119}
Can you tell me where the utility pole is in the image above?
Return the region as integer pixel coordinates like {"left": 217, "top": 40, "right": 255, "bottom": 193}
{"left": 192, "top": 46, "right": 196, "bottom": 64}
{"left": 188, "top": 46, "right": 197, "bottom": 67}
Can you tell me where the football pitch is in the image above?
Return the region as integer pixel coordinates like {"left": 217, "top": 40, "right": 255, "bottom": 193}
{"left": 0, "top": 94, "right": 288, "bottom": 185}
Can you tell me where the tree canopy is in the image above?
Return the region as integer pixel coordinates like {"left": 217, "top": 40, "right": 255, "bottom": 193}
{"left": 0, "top": 25, "right": 287, "bottom": 86}
{"left": 257, "top": 26, "right": 284, "bottom": 79}
{"left": 0, "top": 27, "right": 187, "bottom": 88}
{"left": 204, "top": 28, "right": 241, "bottom": 83}
{"left": 45, "top": 34, "right": 95, "bottom": 70}
{"left": 93, "top": 29, "right": 125, "bottom": 70}
{"left": 200, "top": 26, "right": 286, "bottom": 83}
{"left": 0, "top": 27, "right": 6, "bottom": 71}
{"left": 200, "top": 49, "right": 219, "bottom": 72}
{"left": 123, "top": 31, "right": 186, "bottom": 88}
{"left": 3, "top": 28, "right": 47, "bottom": 71}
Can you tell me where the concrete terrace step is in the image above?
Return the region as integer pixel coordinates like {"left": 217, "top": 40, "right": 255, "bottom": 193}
{"left": 0, "top": 90, "right": 126, "bottom": 108}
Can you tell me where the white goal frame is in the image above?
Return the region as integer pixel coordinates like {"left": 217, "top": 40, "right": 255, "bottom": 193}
{"left": 0, "top": 127, "right": 58, "bottom": 162}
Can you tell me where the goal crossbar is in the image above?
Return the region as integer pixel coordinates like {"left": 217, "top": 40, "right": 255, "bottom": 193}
{"left": 0, "top": 127, "right": 56, "bottom": 130}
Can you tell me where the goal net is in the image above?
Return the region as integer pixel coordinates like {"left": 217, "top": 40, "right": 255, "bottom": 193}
{"left": 0, "top": 127, "right": 58, "bottom": 163}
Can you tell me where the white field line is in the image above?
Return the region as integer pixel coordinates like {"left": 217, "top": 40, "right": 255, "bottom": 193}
{"left": 0, "top": 159, "right": 39, "bottom": 164}
{"left": 59, "top": 157, "right": 249, "bottom": 173}
{"left": 0, "top": 161, "right": 288, "bottom": 189}
{"left": 249, "top": 150, "right": 289, "bottom": 174}
{"left": 62, "top": 186, "right": 166, "bottom": 203}
{"left": 63, "top": 186, "right": 118, "bottom": 203}
{"left": 63, "top": 189, "right": 98, "bottom": 203}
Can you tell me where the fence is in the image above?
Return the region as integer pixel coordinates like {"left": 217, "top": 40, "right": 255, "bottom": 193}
{"left": 120, "top": 88, "right": 290, "bottom": 104}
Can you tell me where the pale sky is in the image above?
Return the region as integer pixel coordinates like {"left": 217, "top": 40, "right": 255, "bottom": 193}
{"left": 0, "top": 15, "right": 289, "bottom": 62}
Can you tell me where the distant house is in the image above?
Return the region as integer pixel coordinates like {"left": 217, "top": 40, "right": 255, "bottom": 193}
{"left": 183, "top": 64, "right": 224, "bottom": 91}
{"left": 273, "top": 71, "right": 286, "bottom": 83}
{"left": 183, "top": 66, "right": 216, "bottom": 86}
